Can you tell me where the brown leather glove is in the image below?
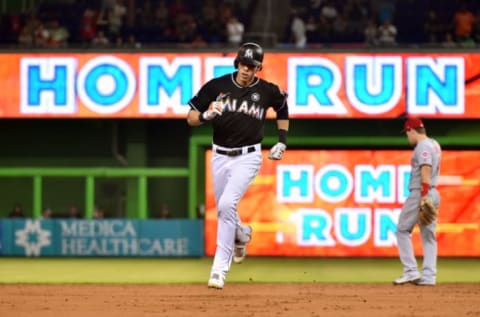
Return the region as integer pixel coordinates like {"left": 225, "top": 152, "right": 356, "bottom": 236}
{"left": 418, "top": 196, "right": 438, "bottom": 226}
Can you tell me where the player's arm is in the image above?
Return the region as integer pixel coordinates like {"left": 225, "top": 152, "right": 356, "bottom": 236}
{"left": 186, "top": 109, "right": 204, "bottom": 127}
{"left": 275, "top": 100, "right": 289, "bottom": 143}
{"left": 268, "top": 98, "right": 289, "bottom": 160}
{"left": 420, "top": 164, "right": 432, "bottom": 197}
{"left": 187, "top": 99, "right": 227, "bottom": 127}
{"left": 186, "top": 80, "right": 225, "bottom": 127}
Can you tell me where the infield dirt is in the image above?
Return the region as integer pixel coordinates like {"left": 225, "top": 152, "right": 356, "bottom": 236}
{"left": 1, "top": 283, "right": 479, "bottom": 317}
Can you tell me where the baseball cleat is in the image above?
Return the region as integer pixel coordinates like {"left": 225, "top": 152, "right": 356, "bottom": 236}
{"left": 233, "top": 244, "right": 247, "bottom": 264}
{"left": 414, "top": 278, "right": 436, "bottom": 286}
{"left": 233, "top": 225, "right": 252, "bottom": 264}
{"left": 207, "top": 273, "right": 225, "bottom": 289}
{"left": 392, "top": 274, "right": 421, "bottom": 285}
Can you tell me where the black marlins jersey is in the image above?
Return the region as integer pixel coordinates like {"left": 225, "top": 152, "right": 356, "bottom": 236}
{"left": 188, "top": 72, "right": 288, "bottom": 148}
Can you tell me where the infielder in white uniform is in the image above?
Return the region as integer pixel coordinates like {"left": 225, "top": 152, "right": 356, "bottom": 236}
{"left": 394, "top": 118, "right": 441, "bottom": 286}
{"left": 186, "top": 42, "right": 289, "bottom": 289}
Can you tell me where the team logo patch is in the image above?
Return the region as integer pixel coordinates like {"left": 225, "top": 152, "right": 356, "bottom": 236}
{"left": 421, "top": 151, "right": 430, "bottom": 158}
{"left": 244, "top": 49, "right": 253, "bottom": 58}
{"left": 251, "top": 93, "right": 260, "bottom": 102}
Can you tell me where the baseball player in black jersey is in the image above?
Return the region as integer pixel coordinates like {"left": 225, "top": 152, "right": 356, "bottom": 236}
{"left": 186, "top": 42, "right": 289, "bottom": 289}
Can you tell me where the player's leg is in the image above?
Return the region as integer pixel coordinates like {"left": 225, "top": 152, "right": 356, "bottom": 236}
{"left": 394, "top": 191, "right": 421, "bottom": 285}
{"left": 208, "top": 150, "right": 261, "bottom": 287}
{"left": 229, "top": 151, "right": 262, "bottom": 263}
{"left": 233, "top": 223, "right": 252, "bottom": 263}
{"left": 208, "top": 153, "right": 233, "bottom": 289}
{"left": 212, "top": 151, "right": 261, "bottom": 269}
{"left": 212, "top": 153, "right": 231, "bottom": 205}
{"left": 417, "top": 190, "right": 440, "bottom": 286}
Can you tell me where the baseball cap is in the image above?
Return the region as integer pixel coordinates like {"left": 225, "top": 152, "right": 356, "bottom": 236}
{"left": 402, "top": 118, "right": 424, "bottom": 132}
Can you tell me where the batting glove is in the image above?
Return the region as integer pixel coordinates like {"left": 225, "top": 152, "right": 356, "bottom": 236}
{"left": 202, "top": 101, "right": 225, "bottom": 121}
{"left": 268, "top": 142, "right": 286, "bottom": 160}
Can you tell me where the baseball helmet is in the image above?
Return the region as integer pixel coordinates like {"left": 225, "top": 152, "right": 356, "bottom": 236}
{"left": 234, "top": 42, "right": 264, "bottom": 68}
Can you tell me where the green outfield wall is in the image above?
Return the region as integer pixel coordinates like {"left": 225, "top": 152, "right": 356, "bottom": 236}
{"left": 0, "top": 118, "right": 479, "bottom": 219}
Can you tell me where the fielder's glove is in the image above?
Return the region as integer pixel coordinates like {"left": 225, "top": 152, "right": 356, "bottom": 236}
{"left": 418, "top": 196, "right": 438, "bottom": 226}
{"left": 268, "top": 142, "right": 286, "bottom": 160}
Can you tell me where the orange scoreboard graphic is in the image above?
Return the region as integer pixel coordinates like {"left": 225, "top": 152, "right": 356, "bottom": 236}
{"left": 1, "top": 52, "right": 480, "bottom": 118}
{"left": 204, "top": 150, "right": 480, "bottom": 257}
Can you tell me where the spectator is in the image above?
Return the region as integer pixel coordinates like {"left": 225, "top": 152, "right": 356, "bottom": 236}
{"left": 153, "top": 0, "right": 169, "bottom": 27}
{"left": 114, "top": 34, "right": 124, "bottom": 48}
{"left": 93, "top": 206, "right": 105, "bottom": 219}
{"left": 48, "top": 19, "right": 70, "bottom": 48}
{"left": 290, "top": 10, "right": 307, "bottom": 48}
{"left": 159, "top": 203, "right": 170, "bottom": 219}
{"left": 125, "top": 34, "right": 141, "bottom": 48}
{"left": 107, "top": 0, "right": 127, "bottom": 38}
{"left": 41, "top": 207, "right": 53, "bottom": 219}
{"left": 191, "top": 34, "right": 208, "bottom": 48}
{"left": 364, "top": 19, "right": 378, "bottom": 46}
{"left": 454, "top": 4, "right": 475, "bottom": 43}
{"left": 68, "top": 205, "right": 82, "bottom": 218}
{"left": 377, "top": 19, "right": 397, "bottom": 46}
{"left": 18, "top": 26, "right": 34, "bottom": 47}
{"left": 7, "top": 14, "right": 22, "bottom": 42}
{"left": 33, "top": 21, "right": 51, "bottom": 48}
{"left": 91, "top": 30, "right": 110, "bottom": 47}
{"left": 226, "top": 16, "right": 244, "bottom": 47}
{"left": 321, "top": 0, "right": 338, "bottom": 23}
{"left": 442, "top": 32, "right": 457, "bottom": 49}
{"left": 8, "top": 203, "right": 25, "bottom": 218}
{"left": 424, "top": 10, "right": 443, "bottom": 44}
{"left": 80, "top": 6, "right": 98, "bottom": 45}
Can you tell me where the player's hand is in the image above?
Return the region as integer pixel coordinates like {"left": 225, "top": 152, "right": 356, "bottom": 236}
{"left": 202, "top": 101, "right": 225, "bottom": 121}
{"left": 268, "top": 142, "right": 286, "bottom": 160}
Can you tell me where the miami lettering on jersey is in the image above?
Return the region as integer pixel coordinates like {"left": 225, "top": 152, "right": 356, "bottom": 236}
{"left": 227, "top": 98, "right": 264, "bottom": 120}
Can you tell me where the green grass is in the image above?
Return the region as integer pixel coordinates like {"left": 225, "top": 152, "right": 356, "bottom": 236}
{"left": 0, "top": 257, "right": 478, "bottom": 284}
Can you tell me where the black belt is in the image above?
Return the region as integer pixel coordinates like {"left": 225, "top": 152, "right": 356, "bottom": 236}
{"left": 412, "top": 186, "right": 436, "bottom": 190}
{"left": 216, "top": 146, "right": 256, "bottom": 157}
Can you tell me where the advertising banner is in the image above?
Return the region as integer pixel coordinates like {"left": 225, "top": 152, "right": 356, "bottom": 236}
{"left": 0, "top": 219, "right": 204, "bottom": 257}
{"left": 0, "top": 52, "right": 479, "bottom": 118}
{"left": 204, "top": 150, "right": 480, "bottom": 257}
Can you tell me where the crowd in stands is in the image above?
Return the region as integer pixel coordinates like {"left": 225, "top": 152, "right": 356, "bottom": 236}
{"left": 7, "top": 202, "right": 84, "bottom": 219}
{"left": 0, "top": 0, "right": 479, "bottom": 49}
{"left": 6, "top": 202, "right": 172, "bottom": 219}
{"left": 0, "top": 0, "right": 250, "bottom": 49}
{"left": 286, "top": 0, "right": 480, "bottom": 48}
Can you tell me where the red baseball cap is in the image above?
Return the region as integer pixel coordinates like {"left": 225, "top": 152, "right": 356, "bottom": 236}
{"left": 402, "top": 118, "right": 424, "bottom": 132}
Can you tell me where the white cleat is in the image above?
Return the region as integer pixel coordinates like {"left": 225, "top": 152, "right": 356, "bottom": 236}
{"left": 414, "top": 278, "right": 436, "bottom": 286}
{"left": 233, "top": 244, "right": 247, "bottom": 264}
{"left": 393, "top": 274, "right": 421, "bottom": 285}
{"left": 233, "top": 225, "right": 252, "bottom": 264}
{"left": 207, "top": 273, "right": 225, "bottom": 289}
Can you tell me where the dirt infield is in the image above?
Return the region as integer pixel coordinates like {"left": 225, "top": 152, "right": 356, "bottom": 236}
{"left": 1, "top": 283, "right": 479, "bottom": 317}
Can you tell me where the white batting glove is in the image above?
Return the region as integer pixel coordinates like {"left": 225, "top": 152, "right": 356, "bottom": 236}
{"left": 268, "top": 142, "right": 286, "bottom": 160}
{"left": 202, "top": 101, "right": 224, "bottom": 121}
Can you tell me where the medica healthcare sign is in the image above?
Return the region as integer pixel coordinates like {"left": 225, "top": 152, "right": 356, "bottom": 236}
{"left": 204, "top": 150, "right": 480, "bottom": 257}
{"left": 0, "top": 52, "right": 479, "bottom": 118}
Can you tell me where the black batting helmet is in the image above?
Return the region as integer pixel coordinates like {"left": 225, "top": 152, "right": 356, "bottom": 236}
{"left": 234, "top": 42, "right": 264, "bottom": 68}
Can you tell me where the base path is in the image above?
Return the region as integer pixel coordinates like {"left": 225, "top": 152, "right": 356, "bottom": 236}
{"left": 1, "top": 283, "right": 478, "bottom": 317}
